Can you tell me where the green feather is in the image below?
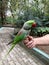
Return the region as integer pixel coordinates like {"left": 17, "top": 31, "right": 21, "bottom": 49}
{"left": 7, "top": 33, "right": 26, "bottom": 55}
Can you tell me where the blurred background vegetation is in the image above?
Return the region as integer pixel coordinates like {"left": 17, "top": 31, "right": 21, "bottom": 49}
{"left": 0, "top": 0, "right": 49, "bottom": 27}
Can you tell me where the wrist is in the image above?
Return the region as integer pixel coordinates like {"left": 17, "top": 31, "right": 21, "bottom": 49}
{"left": 34, "top": 34, "right": 49, "bottom": 46}
{"left": 34, "top": 37, "right": 45, "bottom": 46}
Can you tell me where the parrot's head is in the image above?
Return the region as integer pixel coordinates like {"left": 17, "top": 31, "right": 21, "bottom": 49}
{"left": 23, "top": 20, "right": 36, "bottom": 30}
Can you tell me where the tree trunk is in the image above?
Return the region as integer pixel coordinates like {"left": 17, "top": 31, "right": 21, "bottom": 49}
{"left": 0, "top": 0, "right": 6, "bottom": 25}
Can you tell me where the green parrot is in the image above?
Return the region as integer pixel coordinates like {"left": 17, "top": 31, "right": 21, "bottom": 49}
{"left": 7, "top": 20, "right": 36, "bottom": 55}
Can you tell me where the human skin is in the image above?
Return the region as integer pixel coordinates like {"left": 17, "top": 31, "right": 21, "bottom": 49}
{"left": 23, "top": 34, "right": 49, "bottom": 48}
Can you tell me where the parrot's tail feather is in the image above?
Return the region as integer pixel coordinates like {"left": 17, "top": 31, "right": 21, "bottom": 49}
{"left": 6, "top": 44, "right": 16, "bottom": 57}
{"left": 7, "top": 40, "right": 13, "bottom": 45}
{"left": 9, "top": 33, "right": 15, "bottom": 39}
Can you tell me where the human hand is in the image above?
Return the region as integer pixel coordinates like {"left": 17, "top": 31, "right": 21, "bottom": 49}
{"left": 23, "top": 36, "right": 36, "bottom": 48}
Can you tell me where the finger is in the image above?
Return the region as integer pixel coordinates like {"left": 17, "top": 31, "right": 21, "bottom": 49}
{"left": 27, "top": 41, "right": 33, "bottom": 47}
{"left": 27, "top": 43, "right": 36, "bottom": 48}
{"left": 30, "top": 42, "right": 36, "bottom": 48}
{"left": 31, "top": 44, "right": 36, "bottom": 48}
{"left": 26, "top": 41, "right": 33, "bottom": 46}
{"left": 23, "top": 38, "right": 29, "bottom": 44}
{"left": 24, "top": 40, "right": 29, "bottom": 44}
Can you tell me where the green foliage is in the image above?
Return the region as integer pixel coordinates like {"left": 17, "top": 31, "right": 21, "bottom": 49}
{"left": 6, "top": 17, "right": 16, "bottom": 24}
{"left": 30, "top": 27, "right": 49, "bottom": 37}
{"left": 0, "top": 0, "right": 49, "bottom": 27}
{"left": 15, "top": 0, "right": 49, "bottom": 27}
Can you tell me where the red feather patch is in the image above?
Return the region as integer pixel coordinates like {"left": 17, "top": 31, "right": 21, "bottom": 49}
{"left": 32, "top": 23, "right": 36, "bottom": 27}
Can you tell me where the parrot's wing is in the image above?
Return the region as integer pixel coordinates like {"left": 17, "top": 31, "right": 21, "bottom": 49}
{"left": 6, "top": 33, "right": 26, "bottom": 56}
{"left": 7, "top": 30, "right": 22, "bottom": 45}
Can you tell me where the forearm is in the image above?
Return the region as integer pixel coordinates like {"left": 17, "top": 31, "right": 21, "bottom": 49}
{"left": 34, "top": 34, "right": 49, "bottom": 46}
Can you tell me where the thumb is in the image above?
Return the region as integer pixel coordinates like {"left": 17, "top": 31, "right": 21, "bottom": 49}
{"left": 27, "top": 36, "right": 34, "bottom": 41}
